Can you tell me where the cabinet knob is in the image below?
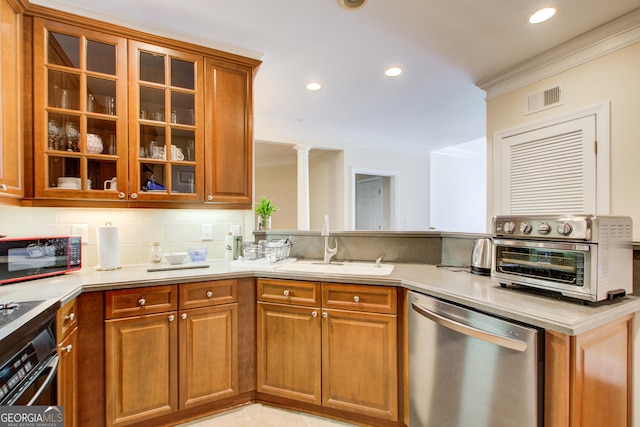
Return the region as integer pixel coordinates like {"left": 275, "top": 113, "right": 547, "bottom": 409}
{"left": 322, "top": 312, "right": 328, "bottom": 318}
{"left": 0, "top": 184, "right": 7, "bottom": 191}
{"left": 168, "top": 315, "right": 175, "bottom": 322}
{"left": 311, "top": 311, "right": 318, "bottom": 317}
{"left": 206, "top": 291, "right": 213, "bottom": 298}
{"left": 63, "top": 344, "right": 73, "bottom": 353}
{"left": 64, "top": 312, "right": 76, "bottom": 321}
{"left": 138, "top": 298, "right": 146, "bottom": 306}
{"left": 130, "top": 192, "right": 138, "bottom": 199}
{"left": 283, "top": 290, "right": 290, "bottom": 297}
{"left": 207, "top": 195, "right": 213, "bottom": 201}
{"left": 353, "top": 295, "right": 360, "bottom": 303}
{"left": 118, "top": 192, "right": 126, "bottom": 199}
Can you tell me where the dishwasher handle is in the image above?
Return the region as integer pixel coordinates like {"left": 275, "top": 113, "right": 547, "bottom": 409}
{"left": 411, "top": 302, "right": 528, "bottom": 352}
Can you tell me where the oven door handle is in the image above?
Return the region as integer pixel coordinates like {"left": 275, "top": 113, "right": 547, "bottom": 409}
{"left": 492, "top": 238, "right": 591, "bottom": 252}
{"left": 411, "top": 302, "right": 528, "bottom": 352}
{"left": 26, "top": 355, "right": 59, "bottom": 406}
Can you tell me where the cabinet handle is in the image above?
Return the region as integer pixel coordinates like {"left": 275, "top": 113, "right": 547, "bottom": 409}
{"left": 118, "top": 192, "right": 126, "bottom": 199}
{"left": 63, "top": 344, "right": 73, "bottom": 353}
{"left": 311, "top": 311, "right": 317, "bottom": 317}
{"left": 138, "top": 298, "right": 146, "bottom": 306}
{"left": 207, "top": 195, "right": 213, "bottom": 201}
{"left": 283, "top": 290, "right": 290, "bottom": 297}
{"left": 181, "top": 313, "right": 187, "bottom": 320}
{"left": 168, "top": 315, "right": 175, "bottom": 321}
{"left": 322, "top": 312, "right": 328, "bottom": 318}
{"left": 64, "top": 312, "right": 75, "bottom": 322}
{"left": 353, "top": 295, "right": 360, "bottom": 303}
{"left": 206, "top": 291, "right": 213, "bottom": 298}
{"left": 0, "top": 184, "right": 7, "bottom": 191}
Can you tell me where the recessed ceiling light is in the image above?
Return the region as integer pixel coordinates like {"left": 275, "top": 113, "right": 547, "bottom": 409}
{"left": 306, "top": 82, "right": 322, "bottom": 91}
{"left": 529, "top": 7, "right": 556, "bottom": 24}
{"left": 337, "top": 0, "right": 368, "bottom": 11}
{"left": 384, "top": 67, "right": 402, "bottom": 77}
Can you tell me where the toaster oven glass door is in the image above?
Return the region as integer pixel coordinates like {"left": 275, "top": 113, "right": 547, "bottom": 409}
{"left": 493, "top": 239, "right": 592, "bottom": 289}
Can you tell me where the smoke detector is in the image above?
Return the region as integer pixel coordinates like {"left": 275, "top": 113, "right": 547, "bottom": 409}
{"left": 338, "top": 0, "right": 368, "bottom": 11}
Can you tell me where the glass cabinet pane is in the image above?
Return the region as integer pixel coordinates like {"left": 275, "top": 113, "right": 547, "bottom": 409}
{"left": 48, "top": 32, "right": 79, "bottom": 68}
{"left": 48, "top": 70, "right": 80, "bottom": 110}
{"left": 140, "top": 87, "right": 165, "bottom": 121}
{"left": 88, "top": 159, "right": 117, "bottom": 191}
{"left": 87, "top": 77, "right": 116, "bottom": 115}
{"left": 170, "top": 92, "right": 195, "bottom": 125}
{"left": 48, "top": 156, "right": 81, "bottom": 188}
{"left": 171, "top": 129, "right": 195, "bottom": 161}
{"left": 86, "top": 119, "right": 116, "bottom": 155}
{"left": 170, "top": 58, "right": 194, "bottom": 89}
{"left": 171, "top": 165, "right": 195, "bottom": 194}
{"left": 140, "top": 125, "right": 166, "bottom": 159}
{"left": 86, "top": 40, "right": 116, "bottom": 75}
{"left": 140, "top": 52, "right": 165, "bottom": 84}
{"left": 141, "top": 163, "right": 166, "bottom": 192}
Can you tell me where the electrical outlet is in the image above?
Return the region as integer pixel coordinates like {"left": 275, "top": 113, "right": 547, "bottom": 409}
{"left": 201, "top": 224, "right": 214, "bottom": 241}
{"left": 71, "top": 224, "right": 89, "bottom": 244}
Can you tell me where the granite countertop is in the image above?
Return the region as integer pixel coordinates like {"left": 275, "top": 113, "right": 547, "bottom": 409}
{"left": 1, "top": 259, "right": 639, "bottom": 336}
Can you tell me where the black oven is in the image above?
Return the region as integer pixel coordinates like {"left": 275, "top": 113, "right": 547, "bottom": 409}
{"left": 0, "top": 300, "right": 59, "bottom": 406}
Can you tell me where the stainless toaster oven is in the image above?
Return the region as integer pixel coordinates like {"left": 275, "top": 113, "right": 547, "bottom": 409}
{"left": 491, "top": 215, "right": 632, "bottom": 302}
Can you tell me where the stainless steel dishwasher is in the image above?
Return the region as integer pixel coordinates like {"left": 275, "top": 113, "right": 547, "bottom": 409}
{"left": 408, "top": 291, "right": 543, "bottom": 427}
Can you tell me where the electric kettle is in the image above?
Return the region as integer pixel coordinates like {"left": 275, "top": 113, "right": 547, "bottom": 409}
{"left": 471, "top": 238, "right": 492, "bottom": 275}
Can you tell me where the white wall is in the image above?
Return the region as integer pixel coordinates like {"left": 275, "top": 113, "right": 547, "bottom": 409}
{"left": 486, "top": 42, "right": 640, "bottom": 239}
{"left": 430, "top": 138, "right": 487, "bottom": 233}
{"left": 0, "top": 205, "right": 253, "bottom": 267}
{"left": 254, "top": 163, "right": 297, "bottom": 230}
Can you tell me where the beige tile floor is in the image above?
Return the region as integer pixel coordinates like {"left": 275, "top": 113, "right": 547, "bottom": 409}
{"left": 177, "top": 403, "right": 357, "bottom": 427}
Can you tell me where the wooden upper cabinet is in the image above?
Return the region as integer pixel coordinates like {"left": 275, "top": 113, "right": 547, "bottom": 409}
{"left": 204, "top": 57, "right": 253, "bottom": 207}
{"left": 32, "top": 18, "right": 128, "bottom": 200}
{"left": 128, "top": 41, "right": 204, "bottom": 202}
{"left": 0, "top": 0, "right": 24, "bottom": 200}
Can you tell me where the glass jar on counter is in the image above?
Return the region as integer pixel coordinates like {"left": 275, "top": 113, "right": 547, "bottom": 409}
{"left": 150, "top": 241, "right": 162, "bottom": 263}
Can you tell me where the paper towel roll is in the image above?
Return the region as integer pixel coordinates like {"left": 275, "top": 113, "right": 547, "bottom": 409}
{"left": 97, "top": 224, "right": 120, "bottom": 270}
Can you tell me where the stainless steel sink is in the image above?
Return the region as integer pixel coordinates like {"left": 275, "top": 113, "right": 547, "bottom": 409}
{"left": 274, "top": 260, "right": 394, "bottom": 276}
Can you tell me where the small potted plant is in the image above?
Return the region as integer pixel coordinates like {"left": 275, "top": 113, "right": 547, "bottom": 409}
{"left": 255, "top": 196, "right": 278, "bottom": 230}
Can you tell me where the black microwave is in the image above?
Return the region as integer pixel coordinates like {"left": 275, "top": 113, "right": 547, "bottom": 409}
{"left": 0, "top": 236, "right": 81, "bottom": 285}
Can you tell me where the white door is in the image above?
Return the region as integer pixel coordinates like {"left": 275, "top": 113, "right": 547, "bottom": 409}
{"left": 356, "top": 177, "right": 383, "bottom": 230}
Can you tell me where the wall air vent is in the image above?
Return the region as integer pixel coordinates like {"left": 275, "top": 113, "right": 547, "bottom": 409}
{"left": 525, "top": 83, "right": 563, "bottom": 115}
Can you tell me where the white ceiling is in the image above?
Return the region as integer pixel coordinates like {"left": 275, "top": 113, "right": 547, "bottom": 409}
{"left": 34, "top": 0, "right": 640, "bottom": 154}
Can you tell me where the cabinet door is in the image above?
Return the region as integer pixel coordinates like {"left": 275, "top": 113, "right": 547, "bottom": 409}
{"left": 128, "top": 41, "right": 203, "bottom": 202}
{"left": 57, "top": 327, "right": 77, "bottom": 427}
{"left": 257, "top": 302, "right": 321, "bottom": 404}
{"left": 0, "top": 0, "right": 23, "bottom": 199}
{"left": 204, "top": 57, "right": 253, "bottom": 206}
{"left": 33, "top": 19, "right": 128, "bottom": 200}
{"left": 322, "top": 309, "right": 398, "bottom": 421}
{"left": 179, "top": 304, "right": 238, "bottom": 408}
{"left": 105, "top": 312, "right": 178, "bottom": 427}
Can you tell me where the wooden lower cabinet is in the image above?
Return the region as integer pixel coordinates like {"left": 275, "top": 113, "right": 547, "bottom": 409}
{"left": 57, "top": 299, "right": 79, "bottom": 427}
{"left": 256, "top": 279, "right": 399, "bottom": 423}
{"left": 105, "top": 311, "right": 178, "bottom": 426}
{"left": 105, "top": 281, "right": 239, "bottom": 426}
{"left": 545, "top": 314, "right": 633, "bottom": 427}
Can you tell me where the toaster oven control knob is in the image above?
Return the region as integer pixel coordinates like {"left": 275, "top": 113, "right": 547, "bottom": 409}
{"left": 519, "top": 222, "right": 532, "bottom": 234}
{"left": 557, "top": 222, "right": 573, "bottom": 236}
{"left": 503, "top": 221, "right": 516, "bottom": 234}
{"left": 537, "top": 222, "right": 551, "bottom": 235}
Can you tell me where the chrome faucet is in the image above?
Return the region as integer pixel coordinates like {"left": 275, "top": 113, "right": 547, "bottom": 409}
{"left": 322, "top": 214, "right": 338, "bottom": 264}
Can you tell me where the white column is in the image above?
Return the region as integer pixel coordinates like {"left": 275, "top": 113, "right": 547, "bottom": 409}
{"left": 293, "top": 145, "right": 311, "bottom": 230}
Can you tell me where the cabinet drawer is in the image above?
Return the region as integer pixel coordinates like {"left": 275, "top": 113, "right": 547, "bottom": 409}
{"left": 105, "top": 285, "right": 177, "bottom": 319}
{"left": 322, "top": 284, "right": 396, "bottom": 314}
{"left": 179, "top": 280, "right": 237, "bottom": 309}
{"left": 57, "top": 298, "right": 78, "bottom": 340}
{"left": 257, "top": 279, "right": 320, "bottom": 307}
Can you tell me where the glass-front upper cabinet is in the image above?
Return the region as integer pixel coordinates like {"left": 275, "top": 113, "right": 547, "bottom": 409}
{"left": 33, "top": 19, "right": 128, "bottom": 200}
{"left": 128, "top": 41, "right": 203, "bottom": 202}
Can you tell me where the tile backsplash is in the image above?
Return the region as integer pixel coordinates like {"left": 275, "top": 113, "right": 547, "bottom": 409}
{"left": 0, "top": 206, "right": 254, "bottom": 267}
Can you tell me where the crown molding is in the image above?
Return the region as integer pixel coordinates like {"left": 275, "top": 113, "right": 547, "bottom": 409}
{"left": 477, "top": 8, "right": 640, "bottom": 100}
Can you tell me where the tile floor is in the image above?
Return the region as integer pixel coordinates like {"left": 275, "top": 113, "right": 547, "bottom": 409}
{"left": 177, "top": 403, "right": 357, "bottom": 427}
